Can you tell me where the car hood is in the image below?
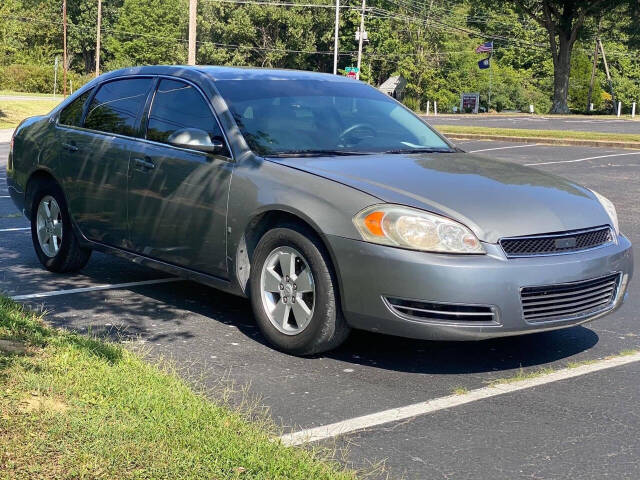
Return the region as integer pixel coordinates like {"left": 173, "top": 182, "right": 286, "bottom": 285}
{"left": 271, "top": 153, "right": 611, "bottom": 243}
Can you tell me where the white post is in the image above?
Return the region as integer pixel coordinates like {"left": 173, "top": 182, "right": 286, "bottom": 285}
{"left": 426, "top": 101, "right": 430, "bottom": 116}
{"left": 434, "top": 101, "right": 438, "bottom": 115}
{"left": 53, "top": 56, "right": 58, "bottom": 97}
{"left": 333, "top": 0, "right": 340, "bottom": 75}
{"left": 617, "top": 101, "right": 622, "bottom": 118}
{"left": 589, "top": 103, "right": 594, "bottom": 112}
{"left": 632, "top": 102, "right": 636, "bottom": 118}
{"left": 529, "top": 104, "right": 534, "bottom": 114}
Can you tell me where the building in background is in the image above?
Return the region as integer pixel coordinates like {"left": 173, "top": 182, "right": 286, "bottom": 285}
{"left": 378, "top": 75, "right": 406, "bottom": 101}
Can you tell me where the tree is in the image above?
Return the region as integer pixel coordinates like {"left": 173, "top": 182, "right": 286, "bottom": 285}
{"left": 507, "top": 1, "right": 628, "bottom": 113}
{"left": 105, "top": 0, "right": 187, "bottom": 66}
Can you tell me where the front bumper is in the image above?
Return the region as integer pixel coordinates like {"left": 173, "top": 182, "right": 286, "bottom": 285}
{"left": 327, "top": 234, "right": 633, "bottom": 341}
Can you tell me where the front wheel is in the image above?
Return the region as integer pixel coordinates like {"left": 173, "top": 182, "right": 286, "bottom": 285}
{"left": 249, "top": 225, "right": 350, "bottom": 355}
{"left": 31, "top": 180, "right": 91, "bottom": 273}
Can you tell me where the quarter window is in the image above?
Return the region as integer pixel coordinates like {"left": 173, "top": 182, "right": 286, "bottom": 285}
{"left": 58, "top": 89, "right": 93, "bottom": 127}
{"left": 84, "top": 78, "right": 153, "bottom": 137}
{"left": 146, "top": 79, "right": 224, "bottom": 146}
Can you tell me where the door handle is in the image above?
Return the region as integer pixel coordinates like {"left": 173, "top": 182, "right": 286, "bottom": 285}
{"left": 133, "top": 157, "right": 155, "bottom": 171}
{"left": 62, "top": 142, "right": 78, "bottom": 152}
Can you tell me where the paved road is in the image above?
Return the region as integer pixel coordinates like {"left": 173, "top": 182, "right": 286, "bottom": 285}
{"left": 1, "top": 140, "right": 639, "bottom": 478}
{"left": 424, "top": 114, "right": 640, "bottom": 135}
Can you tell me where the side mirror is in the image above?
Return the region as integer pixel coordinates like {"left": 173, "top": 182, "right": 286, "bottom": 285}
{"left": 167, "top": 128, "right": 225, "bottom": 154}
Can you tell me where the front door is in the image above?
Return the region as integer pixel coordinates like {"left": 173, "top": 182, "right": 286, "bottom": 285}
{"left": 127, "top": 78, "right": 233, "bottom": 278}
{"left": 60, "top": 77, "right": 154, "bottom": 247}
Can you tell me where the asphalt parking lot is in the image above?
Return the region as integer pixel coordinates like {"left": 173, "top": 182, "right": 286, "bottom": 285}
{"left": 1, "top": 138, "right": 640, "bottom": 479}
{"left": 424, "top": 114, "right": 640, "bottom": 134}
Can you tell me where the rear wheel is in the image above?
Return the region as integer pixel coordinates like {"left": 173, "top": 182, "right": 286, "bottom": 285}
{"left": 31, "top": 180, "right": 91, "bottom": 273}
{"left": 250, "top": 225, "right": 350, "bottom": 355}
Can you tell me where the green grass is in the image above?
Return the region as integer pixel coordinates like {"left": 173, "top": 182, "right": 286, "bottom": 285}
{"left": 0, "top": 99, "right": 61, "bottom": 129}
{"left": 0, "top": 90, "right": 59, "bottom": 98}
{"left": 0, "top": 297, "right": 356, "bottom": 480}
{"left": 435, "top": 125, "right": 640, "bottom": 144}
{"left": 451, "top": 386, "right": 468, "bottom": 395}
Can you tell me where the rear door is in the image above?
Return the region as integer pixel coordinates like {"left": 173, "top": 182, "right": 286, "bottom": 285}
{"left": 127, "top": 78, "right": 233, "bottom": 277}
{"left": 59, "top": 77, "right": 154, "bottom": 247}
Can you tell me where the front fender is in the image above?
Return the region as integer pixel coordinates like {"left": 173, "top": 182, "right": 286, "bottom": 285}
{"left": 226, "top": 157, "right": 379, "bottom": 292}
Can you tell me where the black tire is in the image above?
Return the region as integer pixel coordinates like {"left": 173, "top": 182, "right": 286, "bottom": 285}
{"left": 249, "top": 224, "right": 350, "bottom": 355}
{"left": 30, "top": 179, "right": 91, "bottom": 273}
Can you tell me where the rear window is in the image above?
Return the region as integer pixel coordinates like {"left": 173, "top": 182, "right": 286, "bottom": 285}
{"left": 58, "top": 89, "right": 93, "bottom": 127}
{"left": 84, "top": 78, "right": 153, "bottom": 137}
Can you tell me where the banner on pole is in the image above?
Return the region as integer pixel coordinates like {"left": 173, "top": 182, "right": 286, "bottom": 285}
{"left": 478, "top": 57, "right": 490, "bottom": 69}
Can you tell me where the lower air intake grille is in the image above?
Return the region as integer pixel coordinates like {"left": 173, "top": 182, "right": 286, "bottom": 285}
{"left": 500, "top": 226, "right": 613, "bottom": 257}
{"left": 385, "top": 297, "right": 496, "bottom": 323}
{"left": 521, "top": 273, "right": 620, "bottom": 323}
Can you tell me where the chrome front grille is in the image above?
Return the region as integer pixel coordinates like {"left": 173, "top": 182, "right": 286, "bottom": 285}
{"left": 520, "top": 273, "right": 620, "bottom": 323}
{"left": 500, "top": 226, "right": 613, "bottom": 258}
{"left": 385, "top": 297, "right": 496, "bottom": 323}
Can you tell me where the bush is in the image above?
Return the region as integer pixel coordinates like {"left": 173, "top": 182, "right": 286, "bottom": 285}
{"left": 403, "top": 96, "right": 421, "bottom": 112}
{"left": 0, "top": 64, "right": 91, "bottom": 94}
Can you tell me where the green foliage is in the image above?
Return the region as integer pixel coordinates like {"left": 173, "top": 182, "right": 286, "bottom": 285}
{"left": 106, "top": 0, "right": 188, "bottom": 66}
{"left": 0, "top": 64, "right": 91, "bottom": 94}
{"left": 0, "top": 0, "right": 638, "bottom": 113}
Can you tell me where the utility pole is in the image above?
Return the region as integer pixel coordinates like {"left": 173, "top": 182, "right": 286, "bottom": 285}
{"left": 333, "top": 0, "right": 339, "bottom": 74}
{"left": 586, "top": 37, "right": 599, "bottom": 111}
{"left": 188, "top": 0, "right": 197, "bottom": 65}
{"left": 597, "top": 37, "right": 615, "bottom": 112}
{"left": 587, "top": 19, "right": 600, "bottom": 111}
{"left": 355, "top": 0, "right": 365, "bottom": 80}
{"left": 95, "top": 0, "right": 102, "bottom": 77}
{"left": 62, "top": 0, "right": 68, "bottom": 97}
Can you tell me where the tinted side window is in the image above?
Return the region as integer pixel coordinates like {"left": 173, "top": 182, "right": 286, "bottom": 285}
{"left": 59, "top": 89, "right": 93, "bottom": 127}
{"left": 146, "top": 79, "right": 223, "bottom": 145}
{"left": 84, "top": 78, "right": 153, "bottom": 136}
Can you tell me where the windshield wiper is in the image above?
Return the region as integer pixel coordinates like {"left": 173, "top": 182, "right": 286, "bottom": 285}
{"left": 267, "top": 149, "right": 374, "bottom": 158}
{"left": 383, "top": 147, "right": 455, "bottom": 154}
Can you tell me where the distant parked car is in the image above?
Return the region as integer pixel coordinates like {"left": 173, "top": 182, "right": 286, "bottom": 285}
{"left": 7, "top": 66, "right": 633, "bottom": 355}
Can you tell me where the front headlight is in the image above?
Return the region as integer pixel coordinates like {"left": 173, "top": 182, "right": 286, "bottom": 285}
{"left": 591, "top": 190, "right": 619, "bottom": 234}
{"left": 353, "top": 204, "right": 485, "bottom": 254}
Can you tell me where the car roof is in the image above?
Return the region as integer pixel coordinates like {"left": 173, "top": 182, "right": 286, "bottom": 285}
{"left": 102, "top": 65, "right": 354, "bottom": 83}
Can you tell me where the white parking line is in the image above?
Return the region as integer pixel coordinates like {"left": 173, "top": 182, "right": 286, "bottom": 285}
{"left": 0, "top": 227, "right": 29, "bottom": 232}
{"left": 10, "top": 278, "right": 183, "bottom": 300}
{"left": 279, "top": 351, "right": 640, "bottom": 446}
{"left": 525, "top": 151, "right": 640, "bottom": 166}
{"left": 469, "top": 144, "right": 538, "bottom": 153}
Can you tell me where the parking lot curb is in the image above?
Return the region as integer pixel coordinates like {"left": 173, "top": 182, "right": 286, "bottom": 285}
{"left": 444, "top": 132, "right": 640, "bottom": 150}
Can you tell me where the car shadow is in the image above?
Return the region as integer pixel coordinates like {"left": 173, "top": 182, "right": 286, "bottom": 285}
{"left": 326, "top": 326, "right": 599, "bottom": 375}
{"left": 31, "top": 269, "right": 600, "bottom": 377}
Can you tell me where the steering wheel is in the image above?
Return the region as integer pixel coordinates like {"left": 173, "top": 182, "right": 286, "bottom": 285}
{"left": 338, "top": 123, "right": 377, "bottom": 145}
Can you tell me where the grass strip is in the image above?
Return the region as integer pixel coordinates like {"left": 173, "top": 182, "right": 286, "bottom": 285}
{"left": 0, "top": 297, "right": 356, "bottom": 480}
{"left": 0, "top": 100, "right": 60, "bottom": 129}
{"left": 435, "top": 125, "right": 640, "bottom": 144}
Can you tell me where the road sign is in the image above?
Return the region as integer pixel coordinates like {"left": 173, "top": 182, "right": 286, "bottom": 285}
{"left": 345, "top": 66, "right": 359, "bottom": 73}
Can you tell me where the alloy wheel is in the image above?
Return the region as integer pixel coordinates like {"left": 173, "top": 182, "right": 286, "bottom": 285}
{"left": 260, "top": 246, "right": 316, "bottom": 335}
{"left": 36, "top": 195, "right": 63, "bottom": 258}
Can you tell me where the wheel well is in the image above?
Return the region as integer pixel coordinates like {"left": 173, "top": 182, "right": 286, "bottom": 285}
{"left": 237, "top": 210, "right": 343, "bottom": 301}
{"left": 24, "top": 170, "right": 58, "bottom": 219}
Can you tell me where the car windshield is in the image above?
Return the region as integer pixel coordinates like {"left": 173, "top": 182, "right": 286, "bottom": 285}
{"left": 214, "top": 79, "right": 452, "bottom": 156}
